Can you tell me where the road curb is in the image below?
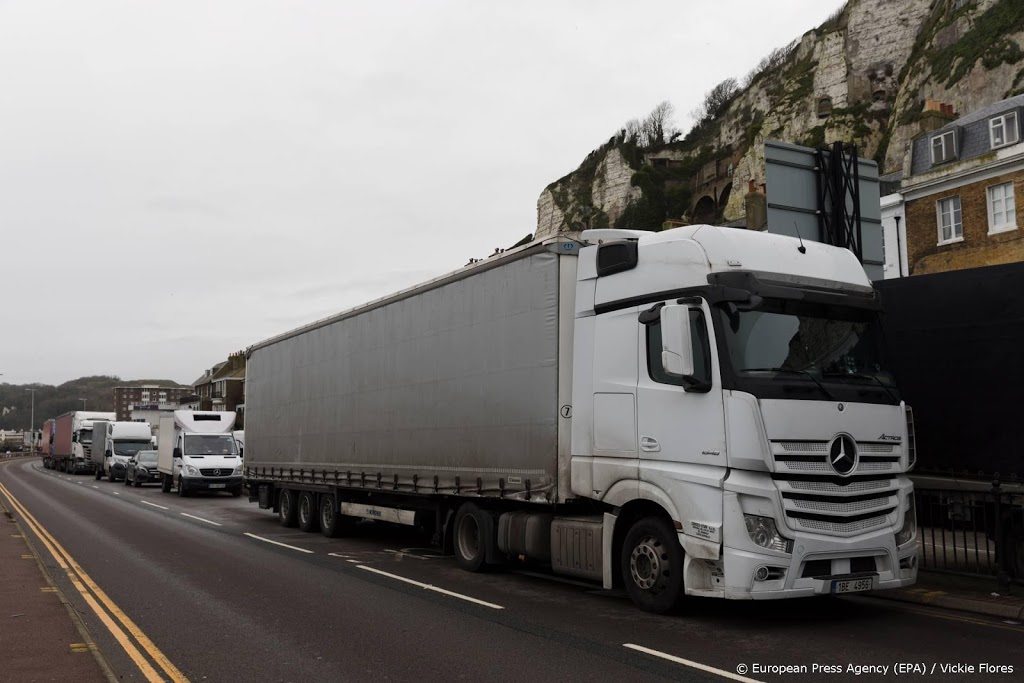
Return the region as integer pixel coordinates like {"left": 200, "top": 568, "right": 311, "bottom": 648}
{"left": 871, "top": 587, "right": 1024, "bottom": 621}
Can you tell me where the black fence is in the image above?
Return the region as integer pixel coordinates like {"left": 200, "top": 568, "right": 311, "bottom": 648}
{"left": 914, "top": 482, "right": 1024, "bottom": 584}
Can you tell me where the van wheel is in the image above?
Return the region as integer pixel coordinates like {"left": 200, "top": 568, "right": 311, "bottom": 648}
{"left": 297, "top": 492, "right": 319, "bottom": 533}
{"left": 621, "top": 516, "right": 685, "bottom": 614}
{"left": 453, "top": 504, "right": 490, "bottom": 572}
{"left": 177, "top": 477, "right": 189, "bottom": 497}
{"left": 161, "top": 474, "right": 171, "bottom": 493}
{"left": 278, "top": 489, "right": 298, "bottom": 527}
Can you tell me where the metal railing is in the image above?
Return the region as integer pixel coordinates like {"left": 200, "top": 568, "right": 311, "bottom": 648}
{"left": 913, "top": 481, "right": 1023, "bottom": 585}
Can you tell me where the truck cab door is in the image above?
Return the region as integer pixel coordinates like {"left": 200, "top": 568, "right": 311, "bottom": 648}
{"left": 635, "top": 299, "right": 727, "bottom": 509}
{"left": 578, "top": 305, "right": 640, "bottom": 500}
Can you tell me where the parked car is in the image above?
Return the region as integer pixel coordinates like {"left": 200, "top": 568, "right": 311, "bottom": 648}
{"left": 125, "top": 450, "right": 161, "bottom": 487}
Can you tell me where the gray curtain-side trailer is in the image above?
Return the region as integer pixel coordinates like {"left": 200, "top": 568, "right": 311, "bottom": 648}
{"left": 244, "top": 237, "right": 578, "bottom": 552}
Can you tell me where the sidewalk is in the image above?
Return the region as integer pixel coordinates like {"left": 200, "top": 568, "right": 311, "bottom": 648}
{"left": 871, "top": 571, "right": 1024, "bottom": 620}
{"left": 0, "top": 492, "right": 111, "bottom": 682}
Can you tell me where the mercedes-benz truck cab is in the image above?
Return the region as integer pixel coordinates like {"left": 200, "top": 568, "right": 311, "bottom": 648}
{"left": 572, "top": 227, "right": 917, "bottom": 601}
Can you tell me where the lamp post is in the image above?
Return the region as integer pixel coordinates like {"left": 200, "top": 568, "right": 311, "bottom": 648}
{"left": 26, "top": 388, "right": 35, "bottom": 449}
{"left": 80, "top": 398, "right": 87, "bottom": 410}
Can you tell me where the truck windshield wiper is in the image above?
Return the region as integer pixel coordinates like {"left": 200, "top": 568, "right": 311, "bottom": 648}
{"left": 823, "top": 371, "right": 899, "bottom": 403}
{"left": 742, "top": 367, "right": 836, "bottom": 401}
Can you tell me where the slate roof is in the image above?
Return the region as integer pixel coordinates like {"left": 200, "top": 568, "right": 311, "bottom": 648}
{"left": 910, "top": 95, "right": 1024, "bottom": 176}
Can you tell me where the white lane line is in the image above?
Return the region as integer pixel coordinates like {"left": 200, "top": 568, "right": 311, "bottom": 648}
{"left": 327, "top": 552, "right": 352, "bottom": 559}
{"left": 623, "top": 644, "right": 763, "bottom": 683}
{"left": 113, "top": 492, "right": 120, "bottom": 496}
{"left": 140, "top": 500, "right": 170, "bottom": 511}
{"left": 92, "top": 486, "right": 99, "bottom": 489}
{"left": 180, "top": 512, "right": 222, "bottom": 527}
{"left": 346, "top": 559, "right": 359, "bottom": 564}
{"left": 356, "top": 565, "right": 503, "bottom": 610}
{"left": 243, "top": 533, "right": 314, "bottom": 554}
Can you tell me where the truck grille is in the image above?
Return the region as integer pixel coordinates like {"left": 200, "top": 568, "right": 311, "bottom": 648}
{"left": 200, "top": 468, "right": 233, "bottom": 477}
{"left": 772, "top": 440, "right": 900, "bottom": 537}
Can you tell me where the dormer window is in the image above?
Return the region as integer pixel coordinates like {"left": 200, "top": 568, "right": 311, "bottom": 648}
{"left": 990, "top": 111, "right": 1019, "bottom": 149}
{"left": 930, "top": 130, "right": 957, "bottom": 165}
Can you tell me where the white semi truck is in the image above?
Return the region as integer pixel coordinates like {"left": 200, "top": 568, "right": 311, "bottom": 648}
{"left": 157, "top": 411, "right": 243, "bottom": 497}
{"left": 53, "top": 411, "right": 116, "bottom": 473}
{"left": 243, "top": 227, "right": 918, "bottom": 613}
{"left": 92, "top": 421, "right": 153, "bottom": 481}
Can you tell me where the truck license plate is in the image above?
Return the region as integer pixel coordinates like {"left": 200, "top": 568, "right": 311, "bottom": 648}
{"left": 209, "top": 484, "right": 226, "bottom": 489}
{"left": 831, "top": 578, "right": 873, "bottom": 594}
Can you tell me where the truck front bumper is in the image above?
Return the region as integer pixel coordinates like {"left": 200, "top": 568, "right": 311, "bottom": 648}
{"left": 720, "top": 529, "right": 918, "bottom": 599}
{"left": 181, "top": 476, "right": 243, "bottom": 492}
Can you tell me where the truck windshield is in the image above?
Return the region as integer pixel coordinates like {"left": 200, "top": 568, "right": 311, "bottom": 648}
{"left": 184, "top": 435, "right": 238, "bottom": 456}
{"left": 113, "top": 440, "right": 152, "bottom": 456}
{"left": 715, "top": 297, "right": 900, "bottom": 405}
{"left": 79, "top": 429, "right": 93, "bottom": 444}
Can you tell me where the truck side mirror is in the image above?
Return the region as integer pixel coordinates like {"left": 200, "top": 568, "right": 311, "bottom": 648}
{"left": 660, "top": 304, "right": 694, "bottom": 378}
{"left": 105, "top": 449, "right": 112, "bottom": 458}
{"left": 173, "top": 447, "right": 182, "bottom": 458}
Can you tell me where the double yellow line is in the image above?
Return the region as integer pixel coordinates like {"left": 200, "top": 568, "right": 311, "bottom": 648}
{"left": 0, "top": 481, "right": 188, "bottom": 683}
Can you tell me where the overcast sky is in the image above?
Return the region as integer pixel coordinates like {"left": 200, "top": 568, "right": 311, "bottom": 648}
{"left": 1, "top": 0, "right": 845, "bottom": 386}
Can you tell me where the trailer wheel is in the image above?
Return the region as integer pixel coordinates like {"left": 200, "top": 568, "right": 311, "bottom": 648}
{"left": 94, "top": 468, "right": 102, "bottom": 481}
{"left": 278, "top": 489, "right": 298, "bottom": 527}
{"left": 621, "top": 516, "right": 685, "bottom": 614}
{"left": 161, "top": 474, "right": 172, "bottom": 493}
{"left": 453, "top": 504, "right": 490, "bottom": 572}
{"left": 319, "top": 495, "right": 354, "bottom": 538}
{"left": 297, "top": 492, "right": 319, "bottom": 533}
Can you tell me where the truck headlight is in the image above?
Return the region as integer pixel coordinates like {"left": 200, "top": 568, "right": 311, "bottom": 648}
{"left": 184, "top": 465, "right": 200, "bottom": 476}
{"left": 895, "top": 493, "right": 917, "bottom": 547}
{"left": 744, "top": 514, "right": 793, "bottom": 553}
{"left": 232, "top": 465, "right": 242, "bottom": 475}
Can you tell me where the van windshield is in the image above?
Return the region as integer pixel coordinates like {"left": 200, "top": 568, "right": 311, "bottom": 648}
{"left": 113, "top": 440, "right": 152, "bottom": 456}
{"left": 183, "top": 435, "right": 238, "bottom": 456}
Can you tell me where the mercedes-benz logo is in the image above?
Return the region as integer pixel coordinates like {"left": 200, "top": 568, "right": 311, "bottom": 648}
{"left": 213, "top": 468, "right": 221, "bottom": 476}
{"left": 827, "top": 434, "right": 858, "bottom": 476}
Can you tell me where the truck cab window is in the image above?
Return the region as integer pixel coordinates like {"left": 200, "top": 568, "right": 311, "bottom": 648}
{"left": 646, "top": 309, "right": 711, "bottom": 387}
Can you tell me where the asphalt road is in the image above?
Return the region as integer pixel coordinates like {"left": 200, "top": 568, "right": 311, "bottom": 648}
{"left": 2, "top": 457, "right": 1022, "bottom": 683}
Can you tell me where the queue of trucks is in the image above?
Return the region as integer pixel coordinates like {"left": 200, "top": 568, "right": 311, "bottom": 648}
{"left": 29, "top": 226, "right": 922, "bottom": 613}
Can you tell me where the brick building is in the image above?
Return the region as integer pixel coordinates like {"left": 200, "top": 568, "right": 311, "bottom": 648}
{"left": 114, "top": 385, "right": 193, "bottom": 422}
{"left": 190, "top": 352, "right": 246, "bottom": 426}
{"left": 901, "top": 96, "right": 1023, "bottom": 275}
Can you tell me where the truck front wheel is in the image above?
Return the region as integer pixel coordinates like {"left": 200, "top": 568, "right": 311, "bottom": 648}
{"left": 278, "top": 489, "right": 298, "bottom": 527}
{"left": 297, "top": 492, "right": 319, "bottom": 533}
{"left": 621, "top": 517, "right": 685, "bottom": 614}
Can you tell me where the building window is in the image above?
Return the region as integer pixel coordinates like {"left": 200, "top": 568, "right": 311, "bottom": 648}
{"left": 936, "top": 196, "right": 963, "bottom": 244}
{"left": 990, "top": 112, "right": 1019, "bottom": 149}
{"left": 987, "top": 182, "right": 1017, "bottom": 233}
{"left": 930, "top": 130, "right": 957, "bottom": 165}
